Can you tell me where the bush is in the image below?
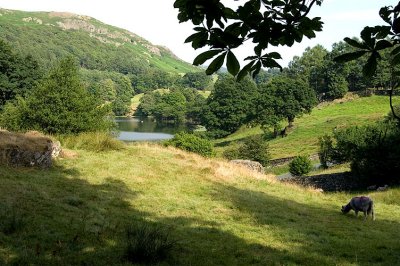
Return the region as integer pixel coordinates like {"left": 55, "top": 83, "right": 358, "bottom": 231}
{"left": 238, "top": 135, "right": 270, "bottom": 166}
{"left": 124, "top": 222, "right": 174, "bottom": 264}
{"left": 222, "top": 144, "right": 241, "bottom": 160}
{"left": 164, "top": 132, "right": 214, "bottom": 157}
{"left": 321, "top": 120, "right": 400, "bottom": 185}
{"left": 289, "top": 155, "right": 312, "bottom": 176}
{"left": 318, "top": 135, "right": 335, "bottom": 168}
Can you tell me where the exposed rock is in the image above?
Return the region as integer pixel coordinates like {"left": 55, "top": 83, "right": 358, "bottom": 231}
{"left": 230, "top": 160, "right": 265, "bottom": 174}
{"left": 367, "top": 185, "right": 377, "bottom": 191}
{"left": 0, "top": 130, "right": 61, "bottom": 168}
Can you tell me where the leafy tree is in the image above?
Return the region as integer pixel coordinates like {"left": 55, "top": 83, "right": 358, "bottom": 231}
{"left": 81, "top": 69, "right": 135, "bottom": 116}
{"left": 1, "top": 57, "right": 113, "bottom": 134}
{"left": 0, "top": 39, "right": 42, "bottom": 107}
{"left": 175, "top": 0, "right": 323, "bottom": 78}
{"left": 256, "top": 75, "right": 317, "bottom": 135}
{"left": 180, "top": 72, "right": 213, "bottom": 90}
{"left": 201, "top": 75, "right": 259, "bottom": 137}
{"left": 137, "top": 88, "right": 205, "bottom": 123}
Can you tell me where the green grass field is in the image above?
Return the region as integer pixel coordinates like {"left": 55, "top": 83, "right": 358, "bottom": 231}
{"left": 1, "top": 142, "right": 400, "bottom": 265}
{"left": 216, "top": 95, "right": 398, "bottom": 159}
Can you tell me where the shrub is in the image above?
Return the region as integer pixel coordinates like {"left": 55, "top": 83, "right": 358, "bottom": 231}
{"left": 289, "top": 155, "right": 312, "bottom": 176}
{"left": 238, "top": 135, "right": 270, "bottom": 166}
{"left": 318, "top": 135, "right": 335, "bottom": 168}
{"left": 323, "top": 120, "right": 400, "bottom": 185}
{"left": 222, "top": 144, "right": 241, "bottom": 160}
{"left": 164, "top": 132, "right": 214, "bottom": 157}
{"left": 124, "top": 222, "right": 174, "bottom": 264}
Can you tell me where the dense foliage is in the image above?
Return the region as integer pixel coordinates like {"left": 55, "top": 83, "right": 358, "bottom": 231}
{"left": 180, "top": 72, "right": 213, "bottom": 90}
{"left": 164, "top": 132, "right": 214, "bottom": 157}
{"left": 81, "top": 69, "right": 134, "bottom": 116}
{"left": 0, "top": 58, "right": 113, "bottom": 134}
{"left": 137, "top": 88, "right": 206, "bottom": 123}
{"left": 202, "top": 75, "right": 259, "bottom": 137}
{"left": 256, "top": 75, "right": 317, "bottom": 134}
{"left": 289, "top": 155, "right": 312, "bottom": 177}
{"left": 319, "top": 118, "right": 400, "bottom": 185}
{"left": 0, "top": 40, "right": 42, "bottom": 107}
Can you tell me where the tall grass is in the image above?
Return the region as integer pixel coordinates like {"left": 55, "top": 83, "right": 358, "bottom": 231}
{"left": 58, "top": 132, "right": 125, "bottom": 152}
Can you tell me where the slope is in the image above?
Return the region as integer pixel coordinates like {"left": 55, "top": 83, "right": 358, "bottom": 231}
{"left": 215, "top": 95, "right": 398, "bottom": 159}
{"left": 0, "top": 142, "right": 399, "bottom": 265}
{"left": 0, "top": 8, "right": 198, "bottom": 74}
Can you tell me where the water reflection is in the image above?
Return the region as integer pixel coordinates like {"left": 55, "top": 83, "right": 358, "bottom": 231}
{"left": 115, "top": 117, "right": 191, "bottom": 141}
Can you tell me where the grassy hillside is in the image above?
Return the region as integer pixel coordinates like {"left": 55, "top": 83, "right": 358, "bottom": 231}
{"left": 1, "top": 142, "right": 399, "bottom": 265}
{"left": 216, "top": 95, "right": 398, "bottom": 159}
{"left": 0, "top": 8, "right": 197, "bottom": 74}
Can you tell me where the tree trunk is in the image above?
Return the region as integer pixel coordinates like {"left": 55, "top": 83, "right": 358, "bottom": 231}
{"left": 288, "top": 117, "right": 294, "bottom": 128}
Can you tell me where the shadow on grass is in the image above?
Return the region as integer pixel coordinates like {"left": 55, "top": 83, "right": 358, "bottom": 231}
{"left": 0, "top": 163, "right": 145, "bottom": 265}
{"left": 0, "top": 162, "right": 304, "bottom": 265}
{"left": 2, "top": 160, "right": 399, "bottom": 265}
{"left": 210, "top": 183, "right": 400, "bottom": 265}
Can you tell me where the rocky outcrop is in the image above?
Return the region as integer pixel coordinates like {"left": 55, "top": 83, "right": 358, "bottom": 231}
{"left": 0, "top": 131, "right": 61, "bottom": 168}
{"left": 230, "top": 160, "right": 265, "bottom": 174}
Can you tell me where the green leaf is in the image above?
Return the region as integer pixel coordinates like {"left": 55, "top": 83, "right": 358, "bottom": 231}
{"left": 375, "top": 40, "right": 393, "bottom": 51}
{"left": 237, "top": 61, "right": 255, "bottom": 81}
{"left": 205, "top": 52, "right": 227, "bottom": 75}
{"left": 252, "top": 61, "right": 262, "bottom": 78}
{"left": 391, "top": 52, "right": 400, "bottom": 66}
{"left": 334, "top": 51, "right": 368, "bottom": 63}
{"left": 193, "top": 50, "right": 223, "bottom": 66}
{"left": 363, "top": 52, "right": 378, "bottom": 77}
{"left": 391, "top": 45, "right": 400, "bottom": 57}
{"left": 226, "top": 51, "right": 240, "bottom": 76}
{"left": 343, "top": 37, "right": 368, "bottom": 50}
{"left": 268, "top": 52, "right": 282, "bottom": 59}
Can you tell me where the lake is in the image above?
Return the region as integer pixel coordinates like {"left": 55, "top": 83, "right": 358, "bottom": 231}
{"left": 115, "top": 117, "right": 191, "bottom": 141}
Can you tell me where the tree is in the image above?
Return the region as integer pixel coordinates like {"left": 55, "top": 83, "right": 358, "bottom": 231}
{"left": 1, "top": 57, "right": 113, "bottom": 134}
{"left": 175, "top": 0, "right": 323, "bottom": 78}
{"left": 0, "top": 39, "right": 42, "bottom": 107}
{"left": 256, "top": 75, "right": 317, "bottom": 135}
{"left": 180, "top": 72, "right": 213, "bottom": 90}
{"left": 201, "top": 75, "right": 259, "bottom": 137}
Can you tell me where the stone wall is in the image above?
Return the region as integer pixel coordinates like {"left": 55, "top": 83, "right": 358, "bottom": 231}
{"left": 0, "top": 131, "right": 61, "bottom": 168}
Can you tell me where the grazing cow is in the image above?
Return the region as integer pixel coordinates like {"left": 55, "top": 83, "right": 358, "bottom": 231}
{"left": 341, "top": 196, "right": 375, "bottom": 220}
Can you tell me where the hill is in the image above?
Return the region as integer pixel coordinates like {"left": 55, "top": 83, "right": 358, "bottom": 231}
{"left": 215, "top": 95, "right": 398, "bottom": 159}
{"left": 0, "top": 8, "right": 197, "bottom": 74}
{"left": 0, "top": 141, "right": 399, "bottom": 265}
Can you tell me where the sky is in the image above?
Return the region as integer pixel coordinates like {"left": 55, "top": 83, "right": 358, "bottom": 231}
{"left": 0, "top": 0, "right": 396, "bottom": 67}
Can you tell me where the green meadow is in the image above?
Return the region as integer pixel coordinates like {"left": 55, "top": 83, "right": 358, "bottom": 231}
{"left": 1, "top": 142, "right": 400, "bottom": 265}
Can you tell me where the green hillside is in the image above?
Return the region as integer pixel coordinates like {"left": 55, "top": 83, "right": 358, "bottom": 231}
{"left": 0, "top": 8, "right": 197, "bottom": 74}
{"left": 215, "top": 95, "right": 398, "bottom": 159}
{"left": 1, "top": 141, "right": 399, "bottom": 265}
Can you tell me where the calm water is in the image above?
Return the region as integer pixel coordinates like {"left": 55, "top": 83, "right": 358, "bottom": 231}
{"left": 115, "top": 117, "right": 191, "bottom": 141}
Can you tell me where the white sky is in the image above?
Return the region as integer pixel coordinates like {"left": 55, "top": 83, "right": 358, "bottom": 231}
{"left": 0, "top": 0, "right": 396, "bottom": 67}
